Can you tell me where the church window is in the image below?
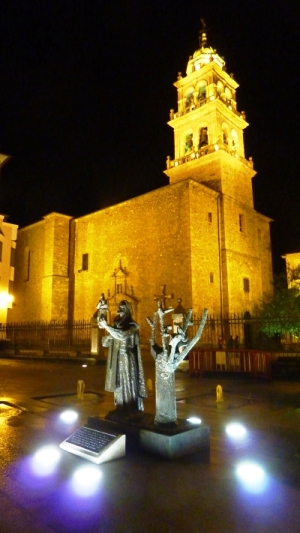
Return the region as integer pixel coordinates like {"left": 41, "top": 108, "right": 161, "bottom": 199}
{"left": 243, "top": 278, "right": 250, "bottom": 293}
{"left": 198, "top": 81, "right": 207, "bottom": 102}
{"left": 82, "top": 253, "right": 89, "bottom": 271}
{"left": 231, "top": 129, "right": 238, "bottom": 150}
{"left": 209, "top": 272, "right": 214, "bottom": 283}
{"left": 0, "top": 241, "right": 2, "bottom": 262}
{"left": 199, "top": 127, "right": 208, "bottom": 148}
{"left": 222, "top": 124, "right": 229, "bottom": 145}
{"left": 117, "top": 283, "right": 122, "bottom": 294}
{"left": 208, "top": 212, "right": 212, "bottom": 223}
{"left": 225, "top": 87, "right": 232, "bottom": 101}
{"left": 185, "top": 132, "right": 194, "bottom": 153}
{"left": 185, "top": 88, "right": 194, "bottom": 109}
{"left": 239, "top": 214, "right": 245, "bottom": 232}
{"left": 217, "top": 80, "right": 224, "bottom": 96}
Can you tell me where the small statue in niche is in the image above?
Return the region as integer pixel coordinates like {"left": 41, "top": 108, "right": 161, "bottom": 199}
{"left": 99, "top": 300, "right": 147, "bottom": 416}
{"left": 95, "top": 293, "right": 108, "bottom": 325}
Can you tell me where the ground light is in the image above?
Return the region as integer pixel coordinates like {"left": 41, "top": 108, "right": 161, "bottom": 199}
{"left": 59, "top": 410, "right": 78, "bottom": 424}
{"left": 71, "top": 465, "right": 103, "bottom": 497}
{"left": 236, "top": 460, "right": 267, "bottom": 493}
{"left": 31, "top": 445, "right": 61, "bottom": 477}
{"left": 187, "top": 417, "right": 202, "bottom": 425}
{"left": 226, "top": 422, "right": 247, "bottom": 440}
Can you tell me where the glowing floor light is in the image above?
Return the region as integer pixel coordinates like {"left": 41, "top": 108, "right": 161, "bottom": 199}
{"left": 236, "top": 460, "right": 267, "bottom": 493}
{"left": 32, "top": 445, "right": 61, "bottom": 476}
{"left": 187, "top": 417, "right": 202, "bottom": 425}
{"left": 71, "top": 465, "right": 102, "bottom": 497}
{"left": 226, "top": 422, "right": 247, "bottom": 439}
{"left": 59, "top": 410, "right": 78, "bottom": 424}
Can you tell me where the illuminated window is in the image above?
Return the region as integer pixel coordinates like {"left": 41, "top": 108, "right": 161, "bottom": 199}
{"left": 209, "top": 272, "right": 214, "bottom": 283}
{"left": 208, "top": 212, "right": 212, "bottom": 223}
{"left": 82, "top": 253, "right": 89, "bottom": 271}
{"left": 225, "top": 87, "right": 232, "bottom": 101}
{"left": 0, "top": 241, "right": 2, "bottom": 262}
{"left": 199, "top": 127, "right": 208, "bottom": 148}
{"left": 239, "top": 214, "right": 245, "bottom": 232}
{"left": 198, "top": 80, "right": 207, "bottom": 101}
{"left": 217, "top": 80, "right": 224, "bottom": 95}
{"left": 185, "top": 132, "right": 194, "bottom": 153}
{"left": 185, "top": 88, "right": 194, "bottom": 108}
{"left": 243, "top": 278, "right": 250, "bottom": 293}
{"left": 231, "top": 129, "right": 238, "bottom": 150}
{"left": 222, "top": 123, "right": 229, "bottom": 145}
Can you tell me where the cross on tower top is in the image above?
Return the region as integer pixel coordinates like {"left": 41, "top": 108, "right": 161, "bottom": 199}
{"left": 154, "top": 285, "right": 174, "bottom": 310}
{"left": 199, "top": 18, "right": 208, "bottom": 48}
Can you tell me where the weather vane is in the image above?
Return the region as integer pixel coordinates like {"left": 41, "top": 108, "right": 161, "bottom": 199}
{"left": 199, "top": 18, "right": 209, "bottom": 48}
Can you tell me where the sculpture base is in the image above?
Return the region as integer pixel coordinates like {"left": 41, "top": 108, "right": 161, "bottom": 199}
{"left": 88, "top": 413, "right": 210, "bottom": 461}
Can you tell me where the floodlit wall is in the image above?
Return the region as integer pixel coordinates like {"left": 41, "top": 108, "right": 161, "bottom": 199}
{"left": 0, "top": 216, "right": 18, "bottom": 324}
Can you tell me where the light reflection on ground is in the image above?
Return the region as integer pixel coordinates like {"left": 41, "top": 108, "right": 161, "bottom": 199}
{"left": 31, "top": 445, "right": 61, "bottom": 477}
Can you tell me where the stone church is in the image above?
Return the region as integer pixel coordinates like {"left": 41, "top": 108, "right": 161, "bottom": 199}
{"left": 8, "top": 32, "right": 273, "bottom": 339}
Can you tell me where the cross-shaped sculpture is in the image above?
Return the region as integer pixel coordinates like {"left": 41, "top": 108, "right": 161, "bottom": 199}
{"left": 154, "top": 285, "right": 174, "bottom": 310}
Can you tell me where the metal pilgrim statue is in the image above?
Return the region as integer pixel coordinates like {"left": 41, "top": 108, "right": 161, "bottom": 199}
{"left": 99, "top": 300, "right": 147, "bottom": 417}
{"left": 95, "top": 293, "right": 108, "bottom": 322}
{"left": 147, "top": 301, "right": 208, "bottom": 426}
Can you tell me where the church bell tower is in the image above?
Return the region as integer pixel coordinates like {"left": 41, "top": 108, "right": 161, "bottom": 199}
{"left": 164, "top": 23, "right": 273, "bottom": 316}
{"left": 164, "top": 23, "right": 255, "bottom": 209}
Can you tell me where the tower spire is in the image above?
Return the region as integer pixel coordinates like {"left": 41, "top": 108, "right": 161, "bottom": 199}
{"left": 199, "top": 18, "right": 208, "bottom": 49}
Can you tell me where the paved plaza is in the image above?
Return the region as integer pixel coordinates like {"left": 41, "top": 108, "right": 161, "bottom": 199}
{"left": 0, "top": 355, "right": 300, "bottom": 532}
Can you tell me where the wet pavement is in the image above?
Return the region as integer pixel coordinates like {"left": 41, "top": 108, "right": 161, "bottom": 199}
{"left": 0, "top": 357, "right": 300, "bottom": 532}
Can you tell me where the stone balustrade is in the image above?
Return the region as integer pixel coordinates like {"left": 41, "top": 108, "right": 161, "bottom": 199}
{"left": 166, "top": 142, "right": 254, "bottom": 170}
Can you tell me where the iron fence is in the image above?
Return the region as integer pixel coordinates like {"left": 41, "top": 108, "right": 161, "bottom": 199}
{"left": 1, "top": 313, "right": 300, "bottom": 355}
{"left": 1, "top": 320, "right": 93, "bottom": 354}
{"left": 191, "top": 312, "right": 300, "bottom": 352}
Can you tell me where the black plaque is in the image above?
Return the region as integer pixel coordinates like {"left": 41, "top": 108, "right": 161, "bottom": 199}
{"left": 66, "top": 427, "right": 115, "bottom": 454}
{"left": 60, "top": 426, "right": 126, "bottom": 464}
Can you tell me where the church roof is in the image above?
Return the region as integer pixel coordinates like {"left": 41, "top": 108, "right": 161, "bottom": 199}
{"left": 186, "top": 44, "right": 225, "bottom": 75}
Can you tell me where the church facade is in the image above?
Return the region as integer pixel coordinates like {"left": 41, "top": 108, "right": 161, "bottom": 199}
{"left": 8, "top": 34, "right": 273, "bottom": 339}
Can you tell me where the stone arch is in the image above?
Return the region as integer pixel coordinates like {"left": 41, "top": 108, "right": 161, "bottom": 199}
{"left": 231, "top": 129, "right": 239, "bottom": 150}
{"left": 222, "top": 122, "right": 229, "bottom": 145}
{"left": 225, "top": 87, "right": 232, "bottom": 101}
{"left": 196, "top": 80, "right": 207, "bottom": 102}
{"left": 217, "top": 80, "right": 224, "bottom": 96}
{"left": 184, "top": 129, "right": 194, "bottom": 154}
{"left": 198, "top": 123, "right": 209, "bottom": 149}
{"left": 185, "top": 86, "right": 195, "bottom": 109}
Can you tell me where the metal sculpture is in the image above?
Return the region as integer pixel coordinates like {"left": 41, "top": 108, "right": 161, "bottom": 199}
{"left": 99, "top": 300, "right": 147, "bottom": 415}
{"left": 147, "top": 301, "right": 208, "bottom": 425}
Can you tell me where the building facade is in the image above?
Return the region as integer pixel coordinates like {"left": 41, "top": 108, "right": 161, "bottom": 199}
{"left": 8, "top": 35, "right": 273, "bottom": 340}
{"left": 0, "top": 214, "right": 18, "bottom": 324}
{"left": 282, "top": 251, "right": 300, "bottom": 289}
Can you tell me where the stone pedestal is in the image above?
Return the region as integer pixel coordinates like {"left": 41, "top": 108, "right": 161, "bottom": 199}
{"left": 88, "top": 413, "right": 210, "bottom": 461}
{"left": 139, "top": 423, "right": 209, "bottom": 460}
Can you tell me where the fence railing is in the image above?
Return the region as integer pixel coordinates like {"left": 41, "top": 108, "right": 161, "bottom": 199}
{"left": 1, "top": 313, "right": 300, "bottom": 355}
{"left": 190, "top": 313, "right": 300, "bottom": 352}
{"left": 0, "top": 320, "right": 93, "bottom": 354}
{"left": 189, "top": 349, "right": 272, "bottom": 380}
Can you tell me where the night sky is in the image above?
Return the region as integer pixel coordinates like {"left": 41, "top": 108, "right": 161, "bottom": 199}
{"left": 1, "top": 0, "right": 299, "bottom": 274}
